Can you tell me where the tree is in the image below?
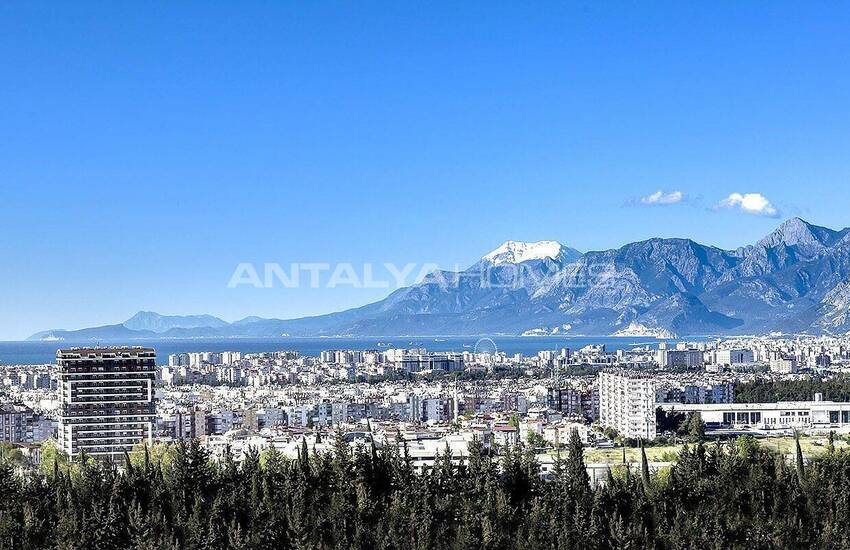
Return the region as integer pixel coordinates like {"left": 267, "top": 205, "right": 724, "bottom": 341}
{"left": 686, "top": 412, "right": 706, "bottom": 442}
{"left": 565, "top": 428, "right": 589, "bottom": 492}
{"left": 39, "top": 438, "right": 69, "bottom": 477}
{"left": 508, "top": 414, "right": 521, "bottom": 428}
{"left": 526, "top": 430, "right": 548, "bottom": 448}
{"left": 640, "top": 440, "right": 651, "bottom": 490}
{"left": 795, "top": 433, "right": 805, "bottom": 481}
{"left": 9, "top": 430, "right": 850, "bottom": 548}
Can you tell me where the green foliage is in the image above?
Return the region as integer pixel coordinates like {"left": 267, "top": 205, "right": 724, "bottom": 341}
{"left": 2, "top": 434, "right": 850, "bottom": 548}
{"left": 684, "top": 412, "right": 706, "bottom": 442}
{"left": 656, "top": 408, "right": 685, "bottom": 433}
{"left": 526, "top": 431, "right": 547, "bottom": 448}
{"left": 37, "top": 438, "right": 69, "bottom": 477}
{"left": 735, "top": 374, "right": 850, "bottom": 402}
{"left": 0, "top": 442, "right": 26, "bottom": 468}
{"left": 508, "top": 414, "right": 521, "bottom": 428}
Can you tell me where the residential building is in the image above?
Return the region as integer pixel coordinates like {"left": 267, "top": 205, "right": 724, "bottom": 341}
{"left": 656, "top": 348, "right": 704, "bottom": 368}
{"left": 57, "top": 347, "right": 156, "bottom": 461}
{"left": 597, "top": 369, "right": 656, "bottom": 440}
{"left": 0, "top": 403, "right": 33, "bottom": 443}
{"left": 770, "top": 355, "right": 798, "bottom": 374}
{"left": 716, "top": 348, "right": 754, "bottom": 366}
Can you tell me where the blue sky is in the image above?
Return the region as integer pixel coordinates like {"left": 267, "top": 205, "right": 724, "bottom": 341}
{"left": 2, "top": 2, "right": 850, "bottom": 340}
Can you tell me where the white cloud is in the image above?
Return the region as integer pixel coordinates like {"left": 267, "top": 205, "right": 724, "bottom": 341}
{"left": 639, "top": 190, "right": 684, "bottom": 205}
{"left": 716, "top": 192, "right": 779, "bottom": 217}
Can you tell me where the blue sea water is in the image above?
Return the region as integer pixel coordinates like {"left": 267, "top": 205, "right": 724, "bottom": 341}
{"left": 0, "top": 336, "right": 711, "bottom": 366}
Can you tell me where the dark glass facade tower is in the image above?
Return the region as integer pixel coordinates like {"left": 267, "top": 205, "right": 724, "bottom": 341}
{"left": 57, "top": 347, "right": 156, "bottom": 460}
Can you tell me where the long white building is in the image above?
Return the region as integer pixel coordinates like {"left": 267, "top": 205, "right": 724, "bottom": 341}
{"left": 659, "top": 397, "right": 850, "bottom": 431}
{"left": 597, "top": 369, "right": 656, "bottom": 440}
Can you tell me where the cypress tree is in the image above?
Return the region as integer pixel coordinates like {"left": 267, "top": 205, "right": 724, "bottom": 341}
{"left": 566, "top": 428, "right": 589, "bottom": 492}
{"left": 795, "top": 433, "right": 805, "bottom": 481}
{"left": 19, "top": 424, "right": 850, "bottom": 548}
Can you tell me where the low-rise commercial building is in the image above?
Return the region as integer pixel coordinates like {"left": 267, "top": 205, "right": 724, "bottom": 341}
{"left": 659, "top": 398, "right": 850, "bottom": 431}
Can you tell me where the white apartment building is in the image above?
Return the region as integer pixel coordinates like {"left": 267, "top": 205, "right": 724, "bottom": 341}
{"left": 220, "top": 351, "right": 242, "bottom": 365}
{"left": 656, "top": 348, "right": 704, "bottom": 368}
{"left": 716, "top": 348, "right": 755, "bottom": 366}
{"left": 770, "top": 356, "right": 798, "bottom": 374}
{"left": 597, "top": 369, "right": 656, "bottom": 440}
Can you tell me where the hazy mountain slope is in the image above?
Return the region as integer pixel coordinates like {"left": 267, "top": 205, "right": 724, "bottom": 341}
{"left": 28, "top": 220, "right": 850, "bottom": 339}
{"left": 28, "top": 324, "right": 160, "bottom": 341}
{"left": 123, "top": 311, "right": 229, "bottom": 333}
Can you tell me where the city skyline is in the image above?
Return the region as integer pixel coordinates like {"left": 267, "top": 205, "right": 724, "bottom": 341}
{"left": 3, "top": 3, "right": 850, "bottom": 339}
{"left": 6, "top": 5, "right": 850, "bottom": 547}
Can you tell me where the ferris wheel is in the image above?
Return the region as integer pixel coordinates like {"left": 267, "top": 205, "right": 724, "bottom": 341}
{"left": 473, "top": 337, "right": 498, "bottom": 355}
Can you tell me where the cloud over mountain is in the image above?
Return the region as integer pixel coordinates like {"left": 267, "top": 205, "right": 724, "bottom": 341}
{"left": 716, "top": 192, "right": 780, "bottom": 217}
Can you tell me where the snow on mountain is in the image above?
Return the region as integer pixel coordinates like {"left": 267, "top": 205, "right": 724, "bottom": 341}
{"left": 28, "top": 218, "right": 850, "bottom": 339}
{"left": 482, "top": 240, "right": 581, "bottom": 265}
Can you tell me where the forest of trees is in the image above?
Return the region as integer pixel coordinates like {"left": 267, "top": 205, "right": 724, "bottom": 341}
{"left": 2, "top": 431, "right": 850, "bottom": 549}
{"left": 735, "top": 374, "right": 850, "bottom": 403}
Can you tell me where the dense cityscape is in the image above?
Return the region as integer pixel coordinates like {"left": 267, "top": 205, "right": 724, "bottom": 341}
{"left": 5, "top": 336, "right": 850, "bottom": 547}
{"left": 3, "top": 335, "right": 850, "bottom": 471}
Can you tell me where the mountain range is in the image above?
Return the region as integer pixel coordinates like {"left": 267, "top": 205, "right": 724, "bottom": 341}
{"left": 28, "top": 218, "right": 850, "bottom": 340}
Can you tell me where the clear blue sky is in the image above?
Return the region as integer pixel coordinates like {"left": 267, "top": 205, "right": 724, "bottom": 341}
{"left": 2, "top": 2, "right": 850, "bottom": 340}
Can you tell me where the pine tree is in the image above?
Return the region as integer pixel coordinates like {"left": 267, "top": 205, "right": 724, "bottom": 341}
{"left": 18, "top": 421, "right": 850, "bottom": 549}
{"left": 688, "top": 412, "right": 706, "bottom": 442}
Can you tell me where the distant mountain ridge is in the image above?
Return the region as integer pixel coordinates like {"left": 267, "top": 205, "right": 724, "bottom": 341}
{"left": 28, "top": 218, "right": 850, "bottom": 340}
{"left": 123, "top": 311, "right": 229, "bottom": 333}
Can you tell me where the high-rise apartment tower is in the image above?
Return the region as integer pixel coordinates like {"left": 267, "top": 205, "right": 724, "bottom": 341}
{"left": 57, "top": 347, "right": 156, "bottom": 460}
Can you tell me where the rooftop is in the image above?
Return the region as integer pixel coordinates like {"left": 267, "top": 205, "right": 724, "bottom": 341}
{"left": 660, "top": 400, "right": 850, "bottom": 411}
{"left": 57, "top": 346, "right": 156, "bottom": 359}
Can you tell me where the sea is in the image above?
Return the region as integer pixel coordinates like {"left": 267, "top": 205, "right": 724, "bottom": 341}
{"left": 0, "top": 335, "right": 714, "bottom": 366}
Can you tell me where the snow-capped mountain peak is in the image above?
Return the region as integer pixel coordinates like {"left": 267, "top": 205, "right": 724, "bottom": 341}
{"left": 483, "top": 240, "right": 571, "bottom": 265}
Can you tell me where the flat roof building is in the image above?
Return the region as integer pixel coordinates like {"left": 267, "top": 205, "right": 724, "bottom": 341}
{"left": 716, "top": 348, "right": 755, "bottom": 366}
{"left": 598, "top": 369, "right": 656, "bottom": 440}
{"left": 0, "top": 403, "right": 33, "bottom": 443}
{"left": 57, "top": 347, "right": 156, "bottom": 461}
{"left": 659, "top": 399, "right": 850, "bottom": 431}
